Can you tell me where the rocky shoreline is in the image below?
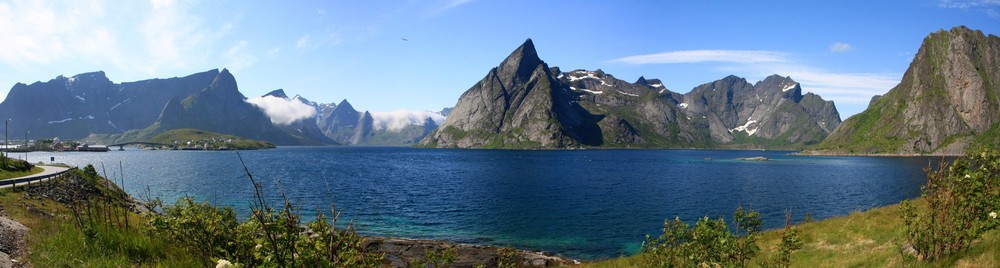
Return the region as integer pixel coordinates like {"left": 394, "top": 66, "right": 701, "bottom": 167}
{"left": 365, "top": 236, "right": 577, "bottom": 267}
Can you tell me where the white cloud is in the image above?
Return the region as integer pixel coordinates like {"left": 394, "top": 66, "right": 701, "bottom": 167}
{"left": 611, "top": 50, "right": 790, "bottom": 65}
{"left": 939, "top": 0, "right": 1000, "bottom": 8}
{"left": 830, "top": 42, "right": 853, "bottom": 53}
{"left": 246, "top": 96, "right": 318, "bottom": 125}
{"left": 0, "top": 0, "right": 236, "bottom": 78}
{"left": 939, "top": 0, "right": 1000, "bottom": 18}
{"left": 296, "top": 35, "right": 311, "bottom": 49}
{"left": 370, "top": 110, "right": 446, "bottom": 132}
{"left": 435, "top": 0, "right": 475, "bottom": 14}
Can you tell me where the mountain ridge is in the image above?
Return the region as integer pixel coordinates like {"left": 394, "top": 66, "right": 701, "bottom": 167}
{"left": 420, "top": 39, "right": 841, "bottom": 149}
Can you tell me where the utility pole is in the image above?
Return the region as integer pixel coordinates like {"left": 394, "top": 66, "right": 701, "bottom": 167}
{"left": 24, "top": 131, "right": 28, "bottom": 162}
{"left": 3, "top": 119, "right": 7, "bottom": 167}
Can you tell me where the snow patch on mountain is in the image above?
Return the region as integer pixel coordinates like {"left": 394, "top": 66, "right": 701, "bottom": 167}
{"left": 730, "top": 117, "right": 759, "bottom": 136}
{"left": 246, "top": 95, "right": 318, "bottom": 125}
{"left": 782, "top": 83, "right": 797, "bottom": 92}
{"left": 370, "top": 110, "right": 445, "bottom": 132}
{"left": 48, "top": 118, "right": 73, "bottom": 124}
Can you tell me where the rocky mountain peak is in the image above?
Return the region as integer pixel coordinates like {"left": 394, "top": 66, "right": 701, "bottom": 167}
{"left": 817, "top": 26, "right": 999, "bottom": 155}
{"left": 635, "top": 76, "right": 648, "bottom": 85}
{"left": 755, "top": 74, "right": 802, "bottom": 100}
{"left": 206, "top": 69, "right": 243, "bottom": 100}
{"left": 336, "top": 99, "right": 355, "bottom": 112}
{"left": 264, "top": 89, "right": 288, "bottom": 99}
{"left": 496, "top": 38, "right": 546, "bottom": 85}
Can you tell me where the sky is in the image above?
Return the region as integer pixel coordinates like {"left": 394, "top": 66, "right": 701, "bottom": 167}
{"left": 0, "top": 0, "right": 998, "bottom": 119}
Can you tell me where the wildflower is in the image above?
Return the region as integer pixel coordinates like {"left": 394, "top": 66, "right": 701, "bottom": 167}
{"left": 216, "top": 259, "right": 234, "bottom": 268}
{"left": 965, "top": 174, "right": 971, "bottom": 179}
{"left": 255, "top": 244, "right": 263, "bottom": 250}
{"left": 991, "top": 212, "right": 998, "bottom": 219}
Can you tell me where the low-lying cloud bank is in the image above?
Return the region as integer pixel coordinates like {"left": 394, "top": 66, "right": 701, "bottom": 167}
{"left": 246, "top": 96, "right": 317, "bottom": 125}
{"left": 371, "top": 110, "right": 446, "bottom": 132}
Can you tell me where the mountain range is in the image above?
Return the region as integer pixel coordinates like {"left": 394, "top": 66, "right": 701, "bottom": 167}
{"left": 419, "top": 39, "right": 841, "bottom": 149}
{"left": 5, "top": 26, "right": 993, "bottom": 153}
{"left": 0, "top": 69, "right": 444, "bottom": 146}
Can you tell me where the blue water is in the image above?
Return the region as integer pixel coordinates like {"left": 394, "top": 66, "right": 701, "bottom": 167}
{"left": 27, "top": 147, "right": 937, "bottom": 259}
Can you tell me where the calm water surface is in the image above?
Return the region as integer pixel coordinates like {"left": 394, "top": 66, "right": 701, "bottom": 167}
{"left": 29, "top": 147, "right": 936, "bottom": 259}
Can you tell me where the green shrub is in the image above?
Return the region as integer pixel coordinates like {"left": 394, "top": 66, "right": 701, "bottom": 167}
{"left": 496, "top": 246, "right": 522, "bottom": 268}
{"left": 901, "top": 148, "right": 1000, "bottom": 260}
{"left": 640, "top": 207, "right": 762, "bottom": 267}
{"left": 408, "top": 247, "right": 457, "bottom": 268}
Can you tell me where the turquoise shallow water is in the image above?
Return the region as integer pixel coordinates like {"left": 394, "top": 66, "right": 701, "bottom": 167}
{"left": 31, "top": 147, "right": 937, "bottom": 259}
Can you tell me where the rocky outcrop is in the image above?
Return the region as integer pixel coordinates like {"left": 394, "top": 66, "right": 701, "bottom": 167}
{"left": 422, "top": 39, "right": 842, "bottom": 149}
{"left": 365, "top": 237, "right": 575, "bottom": 267}
{"left": 0, "top": 216, "right": 27, "bottom": 266}
{"left": 818, "top": 26, "right": 1000, "bottom": 154}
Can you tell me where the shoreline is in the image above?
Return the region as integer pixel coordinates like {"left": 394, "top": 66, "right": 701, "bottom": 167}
{"left": 795, "top": 150, "right": 964, "bottom": 157}
{"left": 364, "top": 236, "right": 577, "bottom": 267}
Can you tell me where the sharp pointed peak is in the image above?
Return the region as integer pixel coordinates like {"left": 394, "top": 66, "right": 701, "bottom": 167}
{"left": 264, "top": 89, "right": 288, "bottom": 99}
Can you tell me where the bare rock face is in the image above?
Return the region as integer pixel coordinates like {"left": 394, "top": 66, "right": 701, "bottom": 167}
{"left": 819, "top": 26, "right": 1000, "bottom": 154}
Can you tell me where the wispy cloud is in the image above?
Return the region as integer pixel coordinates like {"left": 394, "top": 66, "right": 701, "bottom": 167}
{"left": 830, "top": 42, "right": 853, "bottom": 53}
{"left": 610, "top": 50, "right": 791, "bottom": 65}
{"left": 612, "top": 48, "right": 901, "bottom": 116}
{"left": 296, "top": 35, "right": 311, "bottom": 49}
{"left": 434, "top": 0, "right": 475, "bottom": 14}
{"left": 939, "top": 0, "right": 1000, "bottom": 8}
{"left": 939, "top": 0, "right": 1000, "bottom": 18}
{"left": 0, "top": 0, "right": 236, "bottom": 77}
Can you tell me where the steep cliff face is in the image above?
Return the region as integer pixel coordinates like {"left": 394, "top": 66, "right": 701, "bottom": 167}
{"left": 419, "top": 39, "right": 602, "bottom": 148}
{"left": 678, "top": 75, "right": 840, "bottom": 146}
{"left": 818, "top": 26, "right": 1000, "bottom": 154}
{"left": 421, "top": 39, "right": 841, "bottom": 149}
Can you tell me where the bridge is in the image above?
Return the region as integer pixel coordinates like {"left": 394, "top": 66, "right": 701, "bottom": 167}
{"left": 107, "top": 142, "right": 171, "bottom": 150}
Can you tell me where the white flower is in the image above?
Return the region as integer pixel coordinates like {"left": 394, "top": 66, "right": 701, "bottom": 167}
{"left": 991, "top": 212, "right": 998, "bottom": 219}
{"left": 255, "top": 244, "right": 263, "bottom": 250}
{"left": 216, "top": 259, "right": 234, "bottom": 268}
{"left": 965, "top": 174, "right": 971, "bottom": 179}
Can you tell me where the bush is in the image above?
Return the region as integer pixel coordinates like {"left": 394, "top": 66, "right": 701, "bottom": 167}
{"left": 901, "top": 148, "right": 1000, "bottom": 260}
{"left": 640, "top": 207, "right": 762, "bottom": 267}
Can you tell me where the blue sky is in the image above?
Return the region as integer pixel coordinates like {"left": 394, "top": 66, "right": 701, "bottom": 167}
{"left": 0, "top": 0, "right": 997, "bottom": 118}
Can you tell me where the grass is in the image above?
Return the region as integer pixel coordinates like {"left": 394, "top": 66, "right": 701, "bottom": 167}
{"left": 0, "top": 171, "right": 202, "bottom": 267}
{"left": 579, "top": 200, "right": 1000, "bottom": 267}
{"left": 0, "top": 166, "right": 43, "bottom": 180}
